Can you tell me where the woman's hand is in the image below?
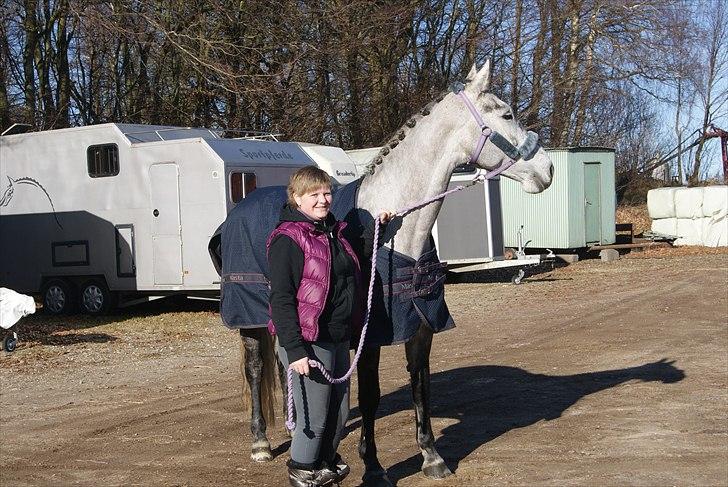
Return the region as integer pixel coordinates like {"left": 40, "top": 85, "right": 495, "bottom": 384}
{"left": 290, "top": 357, "right": 310, "bottom": 376}
{"left": 378, "top": 211, "right": 395, "bottom": 224}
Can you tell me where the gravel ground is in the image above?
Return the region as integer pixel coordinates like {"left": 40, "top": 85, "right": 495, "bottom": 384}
{"left": 1, "top": 249, "right": 727, "bottom": 486}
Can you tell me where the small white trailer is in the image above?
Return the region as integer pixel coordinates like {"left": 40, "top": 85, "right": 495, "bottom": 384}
{"left": 0, "top": 123, "right": 316, "bottom": 314}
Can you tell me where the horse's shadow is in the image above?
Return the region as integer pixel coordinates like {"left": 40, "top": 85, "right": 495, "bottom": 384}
{"left": 346, "top": 359, "right": 684, "bottom": 485}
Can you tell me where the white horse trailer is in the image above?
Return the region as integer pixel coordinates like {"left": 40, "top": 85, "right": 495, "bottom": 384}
{"left": 299, "top": 143, "right": 360, "bottom": 187}
{"left": 0, "top": 123, "right": 314, "bottom": 314}
{"left": 345, "top": 147, "right": 543, "bottom": 281}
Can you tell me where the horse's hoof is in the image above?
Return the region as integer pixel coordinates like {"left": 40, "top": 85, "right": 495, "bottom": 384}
{"left": 250, "top": 440, "right": 272, "bottom": 462}
{"left": 422, "top": 459, "right": 452, "bottom": 479}
{"left": 251, "top": 448, "right": 272, "bottom": 462}
{"left": 362, "top": 468, "right": 393, "bottom": 487}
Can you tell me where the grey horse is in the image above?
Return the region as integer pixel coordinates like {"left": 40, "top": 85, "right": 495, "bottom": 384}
{"left": 224, "top": 61, "right": 554, "bottom": 485}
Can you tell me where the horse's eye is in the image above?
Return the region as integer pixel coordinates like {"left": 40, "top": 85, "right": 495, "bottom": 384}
{"left": 503, "top": 113, "right": 513, "bottom": 120}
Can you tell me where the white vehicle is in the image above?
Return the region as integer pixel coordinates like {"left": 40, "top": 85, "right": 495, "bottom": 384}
{"left": 0, "top": 123, "right": 314, "bottom": 314}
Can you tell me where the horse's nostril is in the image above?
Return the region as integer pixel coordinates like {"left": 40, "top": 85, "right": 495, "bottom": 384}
{"left": 549, "top": 165, "right": 554, "bottom": 178}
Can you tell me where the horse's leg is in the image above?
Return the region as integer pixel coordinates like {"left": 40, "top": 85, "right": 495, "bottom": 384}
{"left": 275, "top": 347, "right": 294, "bottom": 437}
{"left": 358, "top": 346, "right": 392, "bottom": 486}
{"left": 405, "top": 323, "right": 452, "bottom": 478}
{"left": 241, "top": 328, "right": 272, "bottom": 462}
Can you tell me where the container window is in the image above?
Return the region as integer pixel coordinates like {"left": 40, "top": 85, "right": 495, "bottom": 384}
{"left": 230, "top": 172, "right": 257, "bottom": 203}
{"left": 87, "top": 144, "right": 119, "bottom": 177}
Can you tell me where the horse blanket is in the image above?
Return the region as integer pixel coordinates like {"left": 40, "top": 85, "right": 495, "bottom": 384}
{"left": 209, "top": 179, "right": 454, "bottom": 346}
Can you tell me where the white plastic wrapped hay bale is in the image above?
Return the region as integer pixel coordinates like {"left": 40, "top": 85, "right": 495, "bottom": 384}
{"left": 647, "top": 187, "right": 678, "bottom": 219}
{"left": 674, "top": 187, "right": 704, "bottom": 219}
{"left": 702, "top": 185, "right": 728, "bottom": 218}
{"left": 703, "top": 217, "right": 728, "bottom": 246}
{"left": 651, "top": 217, "right": 677, "bottom": 236}
{"left": 700, "top": 186, "right": 727, "bottom": 247}
{"left": 674, "top": 218, "right": 703, "bottom": 246}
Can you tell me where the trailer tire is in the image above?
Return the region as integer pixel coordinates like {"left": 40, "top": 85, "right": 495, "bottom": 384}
{"left": 42, "top": 279, "right": 76, "bottom": 315}
{"left": 511, "top": 269, "right": 526, "bottom": 285}
{"left": 3, "top": 335, "right": 17, "bottom": 353}
{"left": 79, "top": 280, "right": 116, "bottom": 315}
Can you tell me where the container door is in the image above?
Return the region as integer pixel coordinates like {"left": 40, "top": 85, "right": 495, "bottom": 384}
{"left": 149, "top": 163, "right": 183, "bottom": 285}
{"left": 434, "top": 178, "right": 491, "bottom": 262}
{"left": 584, "top": 162, "right": 602, "bottom": 244}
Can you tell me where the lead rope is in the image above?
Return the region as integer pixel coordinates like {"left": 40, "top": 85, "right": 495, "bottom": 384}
{"left": 284, "top": 171, "right": 508, "bottom": 430}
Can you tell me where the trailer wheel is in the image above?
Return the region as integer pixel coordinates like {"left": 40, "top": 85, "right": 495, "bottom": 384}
{"left": 3, "top": 335, "right": 17, "bottom": 353}
{"left": 511, "top": 269, "right": 525, "bottom": 285}
{"left": 80, "top": 280, "right": 115, "bottom": 315}
{"left": 42, "top": 279, "right": 76, "bottom": 315}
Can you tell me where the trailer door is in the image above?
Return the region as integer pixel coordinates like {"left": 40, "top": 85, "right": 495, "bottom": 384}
{"left": 150, "top": 163, "right": 183, "bottom": 285}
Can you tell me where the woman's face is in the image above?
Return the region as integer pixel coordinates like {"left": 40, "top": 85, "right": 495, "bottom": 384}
{"left": 294, "top": 185, "right": 332, "bottom": 221}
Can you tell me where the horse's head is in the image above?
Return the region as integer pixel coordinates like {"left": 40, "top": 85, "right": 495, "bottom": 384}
{"left": 448, "top": 61, "right": 553, "bottom": 193}
{"left": 632, "top": 358, "right": 685, "bottom": 384}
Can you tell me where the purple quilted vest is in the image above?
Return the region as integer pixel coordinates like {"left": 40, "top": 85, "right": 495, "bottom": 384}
{"left": 266, "top": 220, "right": 363, "bottom": 341}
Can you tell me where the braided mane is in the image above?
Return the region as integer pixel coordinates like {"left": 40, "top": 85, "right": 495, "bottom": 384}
{"left": 364, "top": 90, "right": 449, "bottom": 175}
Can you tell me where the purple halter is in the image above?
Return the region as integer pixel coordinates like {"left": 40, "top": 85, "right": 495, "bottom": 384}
{"left": 455, "top": 85, "right": 540, "bottom": 178}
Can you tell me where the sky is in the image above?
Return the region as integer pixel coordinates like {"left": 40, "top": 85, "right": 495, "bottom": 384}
{"left": 655, "top": 0, "right": 728, "bottom": 180}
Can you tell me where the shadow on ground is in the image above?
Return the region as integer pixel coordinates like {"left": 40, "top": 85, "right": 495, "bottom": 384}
{"left": 446, "top": 260, "right": 571, "bottom": 284}
{"left": 346, "top": 359, "right": 684, "bottom": 485}
{"left": 36, "top": 332, "right": 118, "bottom": 346}
{"left": 13, "top": 295, "right": 219, "bottom": 337}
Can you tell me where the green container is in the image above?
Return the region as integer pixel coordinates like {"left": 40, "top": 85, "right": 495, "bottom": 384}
{"left": 500, "top": 147, "right": 616, "bottom": 249}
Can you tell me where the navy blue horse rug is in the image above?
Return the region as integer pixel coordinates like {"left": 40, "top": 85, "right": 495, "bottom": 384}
{"left": 208, "top": 180, "right": 454, "bottom": 346}
{"left": 209, "top": 185, "right": 286, "bottom": 329}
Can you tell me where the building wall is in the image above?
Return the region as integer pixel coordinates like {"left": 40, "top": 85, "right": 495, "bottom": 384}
{"left": 501, "top": 148, "right": 615, "bottom": 249}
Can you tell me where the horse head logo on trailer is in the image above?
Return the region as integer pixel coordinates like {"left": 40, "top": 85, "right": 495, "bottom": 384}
{"left": 0, "top": 175, "right": 63, "bottom": 229}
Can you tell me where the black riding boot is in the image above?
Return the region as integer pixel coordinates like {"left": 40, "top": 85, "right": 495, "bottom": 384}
{"left": 319, "top": 454, "right": 350, "bottom": 484}
{"left": 287, "top": 460, "right": 338, "bottom": 487}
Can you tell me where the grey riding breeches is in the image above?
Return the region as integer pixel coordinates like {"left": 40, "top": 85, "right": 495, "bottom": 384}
{"left": 278, "top": 341, "right": 350, "bottom": 467}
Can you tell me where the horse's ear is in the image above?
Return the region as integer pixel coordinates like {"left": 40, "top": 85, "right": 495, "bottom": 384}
{"left": 466, "top": 63, "right": 478, "bottom": 82}
{"left": 466, "top": 59, "right": 491, "bottom": 92}
{"left": 480, "top": 59, "right": 491, "bottom": 88}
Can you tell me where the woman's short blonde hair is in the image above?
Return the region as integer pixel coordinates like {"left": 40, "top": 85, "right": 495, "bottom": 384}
{"left": 287, "top": 165, "right": 331, "bottom": 207}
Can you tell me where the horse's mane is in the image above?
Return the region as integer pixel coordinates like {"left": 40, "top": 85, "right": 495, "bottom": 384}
{"left": 364, "top": 89, "right": 449, "bottom": 175}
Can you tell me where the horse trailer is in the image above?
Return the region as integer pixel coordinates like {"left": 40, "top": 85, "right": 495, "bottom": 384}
{"left": 0, "top": 121, "right": 538, "bottom": 317}
{"left": 0, "top": 123, "right": 326, "bottom": 314}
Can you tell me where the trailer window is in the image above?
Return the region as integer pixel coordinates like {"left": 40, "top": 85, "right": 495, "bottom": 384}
{"left": 87, "top": 144, "right": 119, "bottom": 177}
{"left": 230, "top": 172, "right": 257, "bottom": 203}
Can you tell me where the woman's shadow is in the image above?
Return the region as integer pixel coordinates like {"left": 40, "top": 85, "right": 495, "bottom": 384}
{"left": 346, "top": 359, "right": 684, "bottom": 485}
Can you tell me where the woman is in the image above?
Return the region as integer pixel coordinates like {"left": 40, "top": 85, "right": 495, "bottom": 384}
{"left": 267, "top": 166, "right": 391, "bottom": 486}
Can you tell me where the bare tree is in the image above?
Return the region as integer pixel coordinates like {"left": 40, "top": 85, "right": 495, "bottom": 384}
{"left": 0, "top": 0, "right": 715, "bottom": 192}
{"left": 688, "top": 0, "right": 728, "bottom": 185}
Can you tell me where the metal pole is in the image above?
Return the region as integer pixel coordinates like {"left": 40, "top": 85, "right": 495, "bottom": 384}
{"left": 706, "top": 125, "right": 727, "bottom": 183}
{"left": 721, "top": 133, "right": 728, "bottom": 184}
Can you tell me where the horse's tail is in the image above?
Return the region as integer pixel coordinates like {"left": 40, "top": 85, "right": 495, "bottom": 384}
{"left": 238, "top": 330, "right": 279, "bottom": 427}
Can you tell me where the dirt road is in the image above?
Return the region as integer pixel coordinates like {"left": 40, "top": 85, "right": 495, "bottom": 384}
{"left": 1, "top": 252, "right": 726, "bottom": 486}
